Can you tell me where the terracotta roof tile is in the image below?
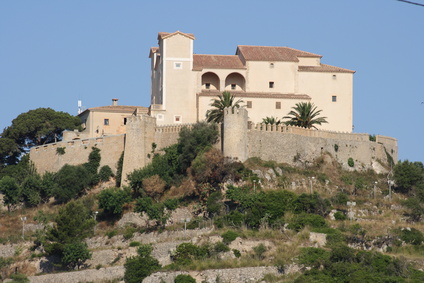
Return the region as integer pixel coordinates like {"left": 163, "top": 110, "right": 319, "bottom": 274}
{"left": 79, "top": 105, "right": 148, "bottom": 116}
{"left": 149, "top": 47, "right": 159, "bottom": 58}
{"left": 237, "top": 45, "right": 322, "bottom": 62}
{"left": 298, "top": 64, "right": 355, "bottom": 73}
{"left": 193, "top": 55, "right": 245, "bottom": 70}
{"left": 158, "top": 31, "right": 195, "bottom": 40}
{"left": 198, "top": 90, "right": 310, "bottom": 100}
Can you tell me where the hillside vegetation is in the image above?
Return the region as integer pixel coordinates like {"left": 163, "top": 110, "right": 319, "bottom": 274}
{"left": 0, "top": 123, "right": 423, "bottom": 282}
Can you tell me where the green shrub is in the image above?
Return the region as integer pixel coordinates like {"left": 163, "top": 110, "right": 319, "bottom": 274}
{"left": 297, "top": 247, "right": 330, "bottom": 268}
{"left": 124, "top": 245, "right": 160, "bottom": 283}
{"left": 44, "top": 200, "right": 95, "bottom": 256}
{"left": 123, "top": 226, "right": 136, "bottom": 240}
{"left": 98, "top": 187, "right": 131, "bottom": 217}
{"left": 206, "top": 191, "right": 223, "bottom": 216}
{"left": 287, "top": 213, "right": 327, "bottom": 231}
{"left": 369, "top": 135, "right": 376, "bottom": 142}
{"left": 56, "top": 147, "right": 66, "bottom": 155}
{"left": 129, "top": 241, "right": 141, "bottom": 247}
{"left": 233, "top": 249, "right": 241, "bottom": 258}
{"left": 172, "top": 242, "right": 208, "bottom": 265}
{"left": 214, "top": 241, "right": 230, "bottom": 253}
{"left": 331, "top": 192, "right": 349, "bottom": 205}
{"left": 9, "top": 273, "right": 29, "bottom": 283}
{"left": 163, "top": 198, "right": 179, "bottom": 211}
{"left": 397, "top": 228, "right": 424, "bottom": 245}
{"left": 106, "top": 230, "right": 118, "bottom": 239}
{"left": 334, "top": 211, "right": 347, "bottom": 221}
{"left": 334, "top": 144, "right": 339, "bottom": 152}
{"left": 84, "top": 147, "right": 101, "bottom": 175}
{"left": 99, "top": 165, "right": 113, "bottom": 182}
{"left": 221, "top": 230, "right": 239, "bottom": 244}
{"left": 253, "top": 243, "right": 267, "bottom": 260}
{"left": 61, "top": 242, "right": 91, "bottom": 270}
{"left": 174, "top": 274, "right": 196, "bottom": 283}
{"left": 186, "top": 217, "right": 202, "bottom": 230}
{"left": 224, "top": 210, "right": 245, "bottom": 227}
{"left": 312, "top": 227, "right": 345, "bottom": 246}
{"left": 348, "top": 158, "right": 354, "bottom": 167}
{"left": 53, "top": 164, "right": 91, "bottom": 203}
{"left": 293, "top": 192, "right": 331, "bottom": 216}
{"left": 115, "top": 152, "right": 124, "bottom": 187}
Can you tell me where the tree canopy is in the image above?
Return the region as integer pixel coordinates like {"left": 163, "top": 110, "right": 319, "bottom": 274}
{"left": 206, "top": 91, "right": 243, "bottom": 123}
{"left": 282, "top": 102, "right": 328, "bottom": 129}
{"left": 0, "top": 108, "right": 81, "bottom": 166}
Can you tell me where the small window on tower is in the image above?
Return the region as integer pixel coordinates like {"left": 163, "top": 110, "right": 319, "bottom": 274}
{"left": 174, "top": 115, "right": 182, "bottom": 123}
{"left": 124, "top": 118, "right": 127, "bottom": 125}
{"left": 231, "top": 84, "right": 236, "bottom": 90}
{"left": 174, "top": 62, "right": 182, "bottom": 69}
{"left": 104, "top": 119, "right": 109, "bottom": 126}
{"left": 205, "top": 83, "right": 211, "bottom": 89}
{"left": 269, "top": 81, "right": 274, "bottom": 88}
{"left": 247, "top": 101, "right": 252, "bottom": 108}
{"left": 332, "top": 96, "right": 337, "bottom": 102}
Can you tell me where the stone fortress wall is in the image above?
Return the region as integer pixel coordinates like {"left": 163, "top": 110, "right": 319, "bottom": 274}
{"left": 224, "top": 108, "right": 397, "bottom": 172}
{"left": 30, "top": 108, "right": 397, "bottom": 185}
{"left": 30, "top": 134, "right": 126, "bottom": 175}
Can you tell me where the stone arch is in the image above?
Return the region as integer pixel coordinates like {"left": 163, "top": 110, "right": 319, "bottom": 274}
{"left": 201, "top": 72, "right": 220, "bottom": 91}
{"left": 225, "top": 72, "right": 245, "bottom": 91}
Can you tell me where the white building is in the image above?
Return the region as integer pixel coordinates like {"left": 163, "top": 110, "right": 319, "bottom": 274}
{"left": 149, "top": 31, "right": 355, "bottom": 132}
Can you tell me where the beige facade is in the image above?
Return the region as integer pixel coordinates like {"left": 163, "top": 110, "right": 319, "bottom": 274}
{"left": 68, "top": 99, "right": 148, "bottom": 140}
{"left": 150, "top": 31, "right": 355, "bottom": 132}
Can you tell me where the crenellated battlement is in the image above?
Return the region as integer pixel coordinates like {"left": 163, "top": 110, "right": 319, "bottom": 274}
{"left": 155, "top": 123, "right": 193, "bottom": 133}
{"left": 249, "top": 123, "right": 370, "bottom": 142}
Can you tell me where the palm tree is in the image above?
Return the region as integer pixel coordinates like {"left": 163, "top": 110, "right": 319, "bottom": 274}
{"left": 206, "top": 91, "right": 244, "bottom": 123}
{"left": 282, "top": 102, "right": 328, "bottom": 129}
{"left": 262, "top": 116, "right": 281, "bottom": 125}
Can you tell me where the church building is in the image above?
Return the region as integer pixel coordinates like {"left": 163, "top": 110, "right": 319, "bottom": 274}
{"left": 149, "top": 31, "right": 355, "bottom": 132}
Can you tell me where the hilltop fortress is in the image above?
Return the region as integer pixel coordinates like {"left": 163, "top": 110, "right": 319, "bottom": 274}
{"left": 30, "top": 107, "right": 397, "bottom": 186}
{"left": 29, "top": 31, "right": 397, "bottom": 184}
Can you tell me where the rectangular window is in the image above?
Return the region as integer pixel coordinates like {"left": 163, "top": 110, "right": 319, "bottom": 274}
{"left": 174, "top": 62, "right": 182, "bottom": 69}
{"left": 104, "top": 119, "right": 109, "bottom": 126}
{"left": 276, "top": 102, "right": 281, "bottom": 109}
{"left": 332, "top": 74, "right": 337, "bottom": 79}
{"left": 231, "top": 84, "right": 236, "bottom": 90}
{"left": 247, "top": 101, "right": 252, "bottom": 108}
{"left": 269, "top": 81, "right": 274, "bottom": 88}
{"left": 205, "top": 83, "right": 211, "bottom": 89}
{"left": 124, "top": 118, "right": 127, "bottom": 125}
{"left": 332, "top": 96, "right": 337, "bottom": 102}
{"left": 174, "top": 115, "right": 182, "bottom": 123}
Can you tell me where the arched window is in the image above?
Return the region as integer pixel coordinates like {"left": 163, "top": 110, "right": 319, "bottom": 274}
{"left": 201, "top": 72, "right": 220, "bottom": 91}
{"left": 225, "top": 73, "right": 245, "bottom": 91}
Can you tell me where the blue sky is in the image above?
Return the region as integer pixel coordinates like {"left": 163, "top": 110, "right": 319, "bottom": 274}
{"left": 1, "top": 1, "right": 423, "bottom": 162}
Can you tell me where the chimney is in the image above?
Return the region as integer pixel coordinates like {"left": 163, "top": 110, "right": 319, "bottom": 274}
{"left": 112, "top": 98, "right": 118, "bottom": 106}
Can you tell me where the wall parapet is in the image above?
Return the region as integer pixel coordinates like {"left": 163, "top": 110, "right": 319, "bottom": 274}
{"left": 155, "top": 123, "right": 193, "bottom": 133}
{"left": 249, "top": 123, "right": 374, "bottom": 143}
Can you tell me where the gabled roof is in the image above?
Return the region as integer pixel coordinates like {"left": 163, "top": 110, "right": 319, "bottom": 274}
{"left": 158, "top": 31, "right": 195, "bottom": 40}
{"left": 237, "top": 45, "right": 322, "bottom": 62}
{"left": 299, "top": 64, "right": 355, "bottom": 73}
{"left": 193, "top": 55, "right": 245, "bottom": 70}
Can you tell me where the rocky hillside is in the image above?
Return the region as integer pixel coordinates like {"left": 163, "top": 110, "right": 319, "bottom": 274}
{"left": 1, "top": 152, "right": 423, "bottom": 283}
